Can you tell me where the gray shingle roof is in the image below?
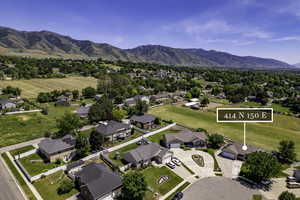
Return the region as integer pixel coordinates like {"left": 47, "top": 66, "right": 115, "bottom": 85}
{"left": 130, "top": 114, "right": 156, "bottom": 124}
{"left": 96, "top": 120, "right": 131, "bottom": 136}
{"left": 222, "top": 142, "right": 261, "bottom": 156}
{"left": 124, "top": 143, "right": 168, "bottom": 164}
{"left": 164, "top": 131, "right": 207, "bottom": 145}
{"left": 77, "top": 162, "right": 122, "bottom": 199}
{"left": 76, "top": 106, "right": 91, "bottom": 115}
{"left": 38, "top": 135, "right": 76, "bottom": 155}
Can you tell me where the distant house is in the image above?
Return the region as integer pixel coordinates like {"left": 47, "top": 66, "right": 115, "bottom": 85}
{"left": 189, "top": 98, "right": 199, "bottom": 102}
{"left": 130, "top": 114, "right": 156, "bottom": 129}
{"left": 0, "top": 99, "right": 16, "bottom": 110}
{"left": 55, "top": 95, "right": 71, "bottom": 106}
{"left": 124, "top": 143, "right": 173, "bottom": 168}
{"left": 163, "top": 131, "right": 207, "bottom": 148}
{"left": 38, "top": 135, "right": 76, "bottom": 162}
{"left": 75, "top": 105, "right": 91, "bottom": 119}
{"left": 184, "top": 102, "right": 199, "bottom": 107}
{"left": 76, "top": 162, "right": 122, "bottom": 200}
{"left": 124, "top": 95, "right": 150, "bottom": 107}
{"left": 220, "top": 142, "right": 261, "bottom": 160}
{"left": 94, "top": 94, "right": 103, "bottom": 101}
{"left": 151, "top": 93, "right": 170, "bottom": 103}
{"left": 96, "top": 120, "right": 132, "bottom": 142}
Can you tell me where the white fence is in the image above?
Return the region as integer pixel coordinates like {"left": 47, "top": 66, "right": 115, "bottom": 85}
{"left": 14, "top": 149, "right": 37, "bottom": 159}
{"left": 5, "top": 110, "right": 42, "bottom": 115}
{"left": 31, "top": 165, "right": 67, "bottom": 181}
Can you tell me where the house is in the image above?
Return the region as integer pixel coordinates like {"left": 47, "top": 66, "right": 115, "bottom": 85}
{"left": 76, "top": 162, "right": 122, "bottom": 200}
{"left": 189, "top": 98, "right": 199, "bottom": 102}
{"left": 124, "top": 143, "right": 173, "bottom": 168}
{"left": 0, "top": 99, "right": 16, "bottom": 110}
{"left": 163, "top": 131, "right": 207, "bottom": 148}
{"left": 184, "top": 102, "right": 199, "bottom": 107}
{"left": 124, "top": 95, "right": 150, "bottom": 107}
{"left": 94, "top": 94, "right": 103, "bottom": 101}
{"left": 130, "top": 114, "right": 156, "bottom": 129}
{"left": 150, "top": 93, "right": 170, "bottom": 103}
{"left": 96, "top": 120, "right": 132, "bottom": 142}
{"left": 75, "top": 105, "right": 92, "bottom": 119}
{"left": 55, "top": 95, "right": 71, "bottom": 106}
{"left": 293, "top": 170, "right": 300, "bottom": 182}
{"left": 38, "top": 135, "right": 76, "bottom": 162}
{"left": 220, "top": 142, "right": 261, "bottom": 160}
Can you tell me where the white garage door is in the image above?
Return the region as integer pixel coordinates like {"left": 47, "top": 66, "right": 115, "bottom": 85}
{"left": 170, "top": 143, "right": 181, "bottom": 148}
{"left": 221, "top": 152, "right": 235, "bottom": 160}
{"left": 100, "top": 194, "right": 113, "bottom": 200}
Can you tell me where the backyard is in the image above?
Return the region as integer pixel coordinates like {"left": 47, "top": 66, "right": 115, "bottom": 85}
{"left": 33, "top": 170, "right": 78, "bottom": 200}
{"left": 108, "top": 143, "right": 138, "bottom": 167}
{"left": 149, "top": 105, "right": 300, "bottom": 158}
{"left": 19, "top": 153, "right": 64, "bottom": 176}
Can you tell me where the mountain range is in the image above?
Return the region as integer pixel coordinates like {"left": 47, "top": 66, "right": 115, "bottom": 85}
{"left": 294, "top": 63, "right": 300, "bottom": 68}
{"left": 0, "top": 26, "right": 294, "bottom": 69}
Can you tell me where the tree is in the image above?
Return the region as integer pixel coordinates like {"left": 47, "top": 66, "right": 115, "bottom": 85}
{"left": 72, "top": 90, "right": 79, "bottom": 99}
{"left": 121, "top": 172, "right": 147, "bottom": 200}
{"left": 135, "top": 99, "right": 148, "bottom": 115}
{"left": 279, "top": 191, "right": 296, "bottom": 200}
{"left": 190, "top": 87, "right": 202, "bottom": 98}
{"left": 82, "top": 87, "right": 96, "bottom": 99}
{"left": 200, "top": 96, "right": 210, "bottom": 107}
{"left": 277, "top": 140, "right": 297, "bottom": 164}
{"left": 112, "top": 109, "right": 127, "bottom": 121}
{"left": 154, "top": 117, "right": 161, "bottom": 125}
{"left": 57, "top": 112, "right": 81, "bottom": 137}
{"left": 75, "top": 134, "right": 90, "bottom": 158}
{"left": 88, "top": 96, "right": 113, "bottom": 123}
{"left": 208, "top": 134, "right": 224, "bottom": 149}
{"left": 37, "top": 92, "right": 50, "bottom": 103}
{"left": 240, "top": 152, "right": 281, "bottom": 183}
{"left": 185, "top": 92, "right": 192, "bottom": 99}
{"left": 89, "top": 130, "right": 104, "bottom": 151}
{"left": 57, "top": 179, "right": 74, "bottom": 194}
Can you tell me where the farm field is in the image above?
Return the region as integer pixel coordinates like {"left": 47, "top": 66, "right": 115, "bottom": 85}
{"left": 149, "top": 105, "right": 300, "bottom": 158}
{"left": 0, "top": 104, "right": 77, "bottom": 148}
{"left": 0, "top": 76, "right": 97, "bottom": 98}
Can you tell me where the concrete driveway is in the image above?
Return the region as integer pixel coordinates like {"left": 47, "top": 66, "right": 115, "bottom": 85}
{"left": 172, "top": 148, "right": 214, "bottom": 177}
{"left": 215, "top": 150, "right": 243, "bottom": 178}
{"left": 183, "top": 177, "right": 258, "bottom": 200}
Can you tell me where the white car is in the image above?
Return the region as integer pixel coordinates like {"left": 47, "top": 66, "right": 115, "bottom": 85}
{"left": 166, "top": 162, "right": 176, "bottom": 169}
{"left": 172, "top": 158, "right": 181, "bottom": 166}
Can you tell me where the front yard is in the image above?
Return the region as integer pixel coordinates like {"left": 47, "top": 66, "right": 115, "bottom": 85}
{"left": 19, "top": 153, "right": 64, "bottom": 176}
{"left": 141, "top": 166, "right": 183, "bottom": 197}
{"left": 33, "top": 170, "right": 78, "bottom": 200}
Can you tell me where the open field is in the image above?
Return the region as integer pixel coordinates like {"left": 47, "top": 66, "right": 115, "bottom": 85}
{"left": 0, "top": 104, "right": 77, "bottom": 148}
{"left": 0, "top": 76, "right": 97, "bottom": 98}
{"left": 149, "top": 105, "right": 300, "bottom": 158}
{"left": 33, "top": 170, "right": 78, "bottom": 200}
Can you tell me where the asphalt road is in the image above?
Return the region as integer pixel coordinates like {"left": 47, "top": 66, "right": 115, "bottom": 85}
{"left": 0, "top": 137, "right": 44, "bottom": 200}
{"left": 0, "top": 158, "right": 24, "bottom": 200}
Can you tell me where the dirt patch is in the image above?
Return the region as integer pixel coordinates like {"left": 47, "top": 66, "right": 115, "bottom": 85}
{"left": 19, "top": 115, "right": 30, "bottom": 121}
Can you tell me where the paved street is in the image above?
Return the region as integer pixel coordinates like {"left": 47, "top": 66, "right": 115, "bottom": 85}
{"left": 183, "top": 177, "right": 257, "bottom": 200}
{"left": 0, "top": 157, "right": 25, "bottom": 200}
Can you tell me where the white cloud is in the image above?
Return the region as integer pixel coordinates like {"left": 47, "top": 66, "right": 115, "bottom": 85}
{"left": 182, "top": 19, "right": 232, "bottom": 34}
{"left": 272, "top": 36, "right": 300, "bottom": 41}
{"left": 243, "top": 30, "right": 272, "bottom": 39}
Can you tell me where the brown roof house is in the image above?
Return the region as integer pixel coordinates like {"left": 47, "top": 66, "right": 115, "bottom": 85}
{"left": 220, "top": 142, "right": 261, "bottom": 161}
{"left": 130, "top": 114, "right": 156, "bottom": 129}
{"left": 124, "top": 143, "right": 173, "bottom": 168}
{"left": 76, "top": 162, "right": 122, "bottom": 200}
{"left": 38, "top": 135, "right": 76, "bottom": 162}
{"left": 96, "top": 120, "right": 132, "bottom": 142}
{"left": 163, "top": 131, "right": 207, "bottom": 148}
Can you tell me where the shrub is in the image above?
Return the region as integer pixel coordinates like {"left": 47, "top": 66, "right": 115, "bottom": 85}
{"left": 57, "top": 179, "right": 74, "bottom": 195}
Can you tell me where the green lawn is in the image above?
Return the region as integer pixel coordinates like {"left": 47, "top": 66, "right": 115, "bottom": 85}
{"left": 147, "top": 129, "right": 180, "bottom": 144}
{"left": 149, "top": 105, "right": 300, "bottom": 158}
{"left": 1, "top": 153, "right": 37, "bottom": 200}
{"left": 108, "top": 143, "right": 138, "bottom": 167}
{"left": 165, "top": 182, "right": 191, "bottom": 200}
{"left": 0, "top": 104, "right": 78, "bottom": 148}
{"left": 105, "top": 130, "right": 143, "bottom": 148}
{"left": 10, "top": 145, "right": 35, "bottom": 156}
{"left": 141, "top": 166, "right": 183, "bottom": 196}
{"left": 252, "top": 194, "right": 262, "bottom": 200}
{"left": 19, "top": 153, "right": 64, "bottom": 176}
{"left": 33, "top": 170, "right": 78, "bottom": 200}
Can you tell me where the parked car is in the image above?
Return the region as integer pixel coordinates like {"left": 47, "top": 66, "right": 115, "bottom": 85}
{"left": 172, "top": 158, "right": 181, "bottom": 166}
{"left": 136, "top": 138, "right": 149, "bottom": 145}
{"left": 172, "top": 192, "right": 183, "bottom": 200}
{"left": 166, "top": 162, "right": 176, "bottom": 169}
{"left": 286, "top": 176, "right": 297, "bottom": 182}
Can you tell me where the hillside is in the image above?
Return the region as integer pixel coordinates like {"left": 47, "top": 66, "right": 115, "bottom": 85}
{"left": 294, "top": 63, "right": 300, "bottom": 68}
{"left": 0, "top": 26, "right": 293, "bottom": 69}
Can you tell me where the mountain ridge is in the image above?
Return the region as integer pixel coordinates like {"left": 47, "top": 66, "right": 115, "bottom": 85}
{"left": 0, "top": 26, "right": 294, "bottom": 69}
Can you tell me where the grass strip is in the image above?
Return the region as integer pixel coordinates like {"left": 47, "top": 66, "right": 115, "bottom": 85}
{"left": 181, "top": 162, "right": 195, "bottom": 175}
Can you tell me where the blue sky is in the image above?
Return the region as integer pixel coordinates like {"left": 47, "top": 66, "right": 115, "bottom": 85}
{"left": 1, "top": 0, "right": 300, "bottom": 64}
